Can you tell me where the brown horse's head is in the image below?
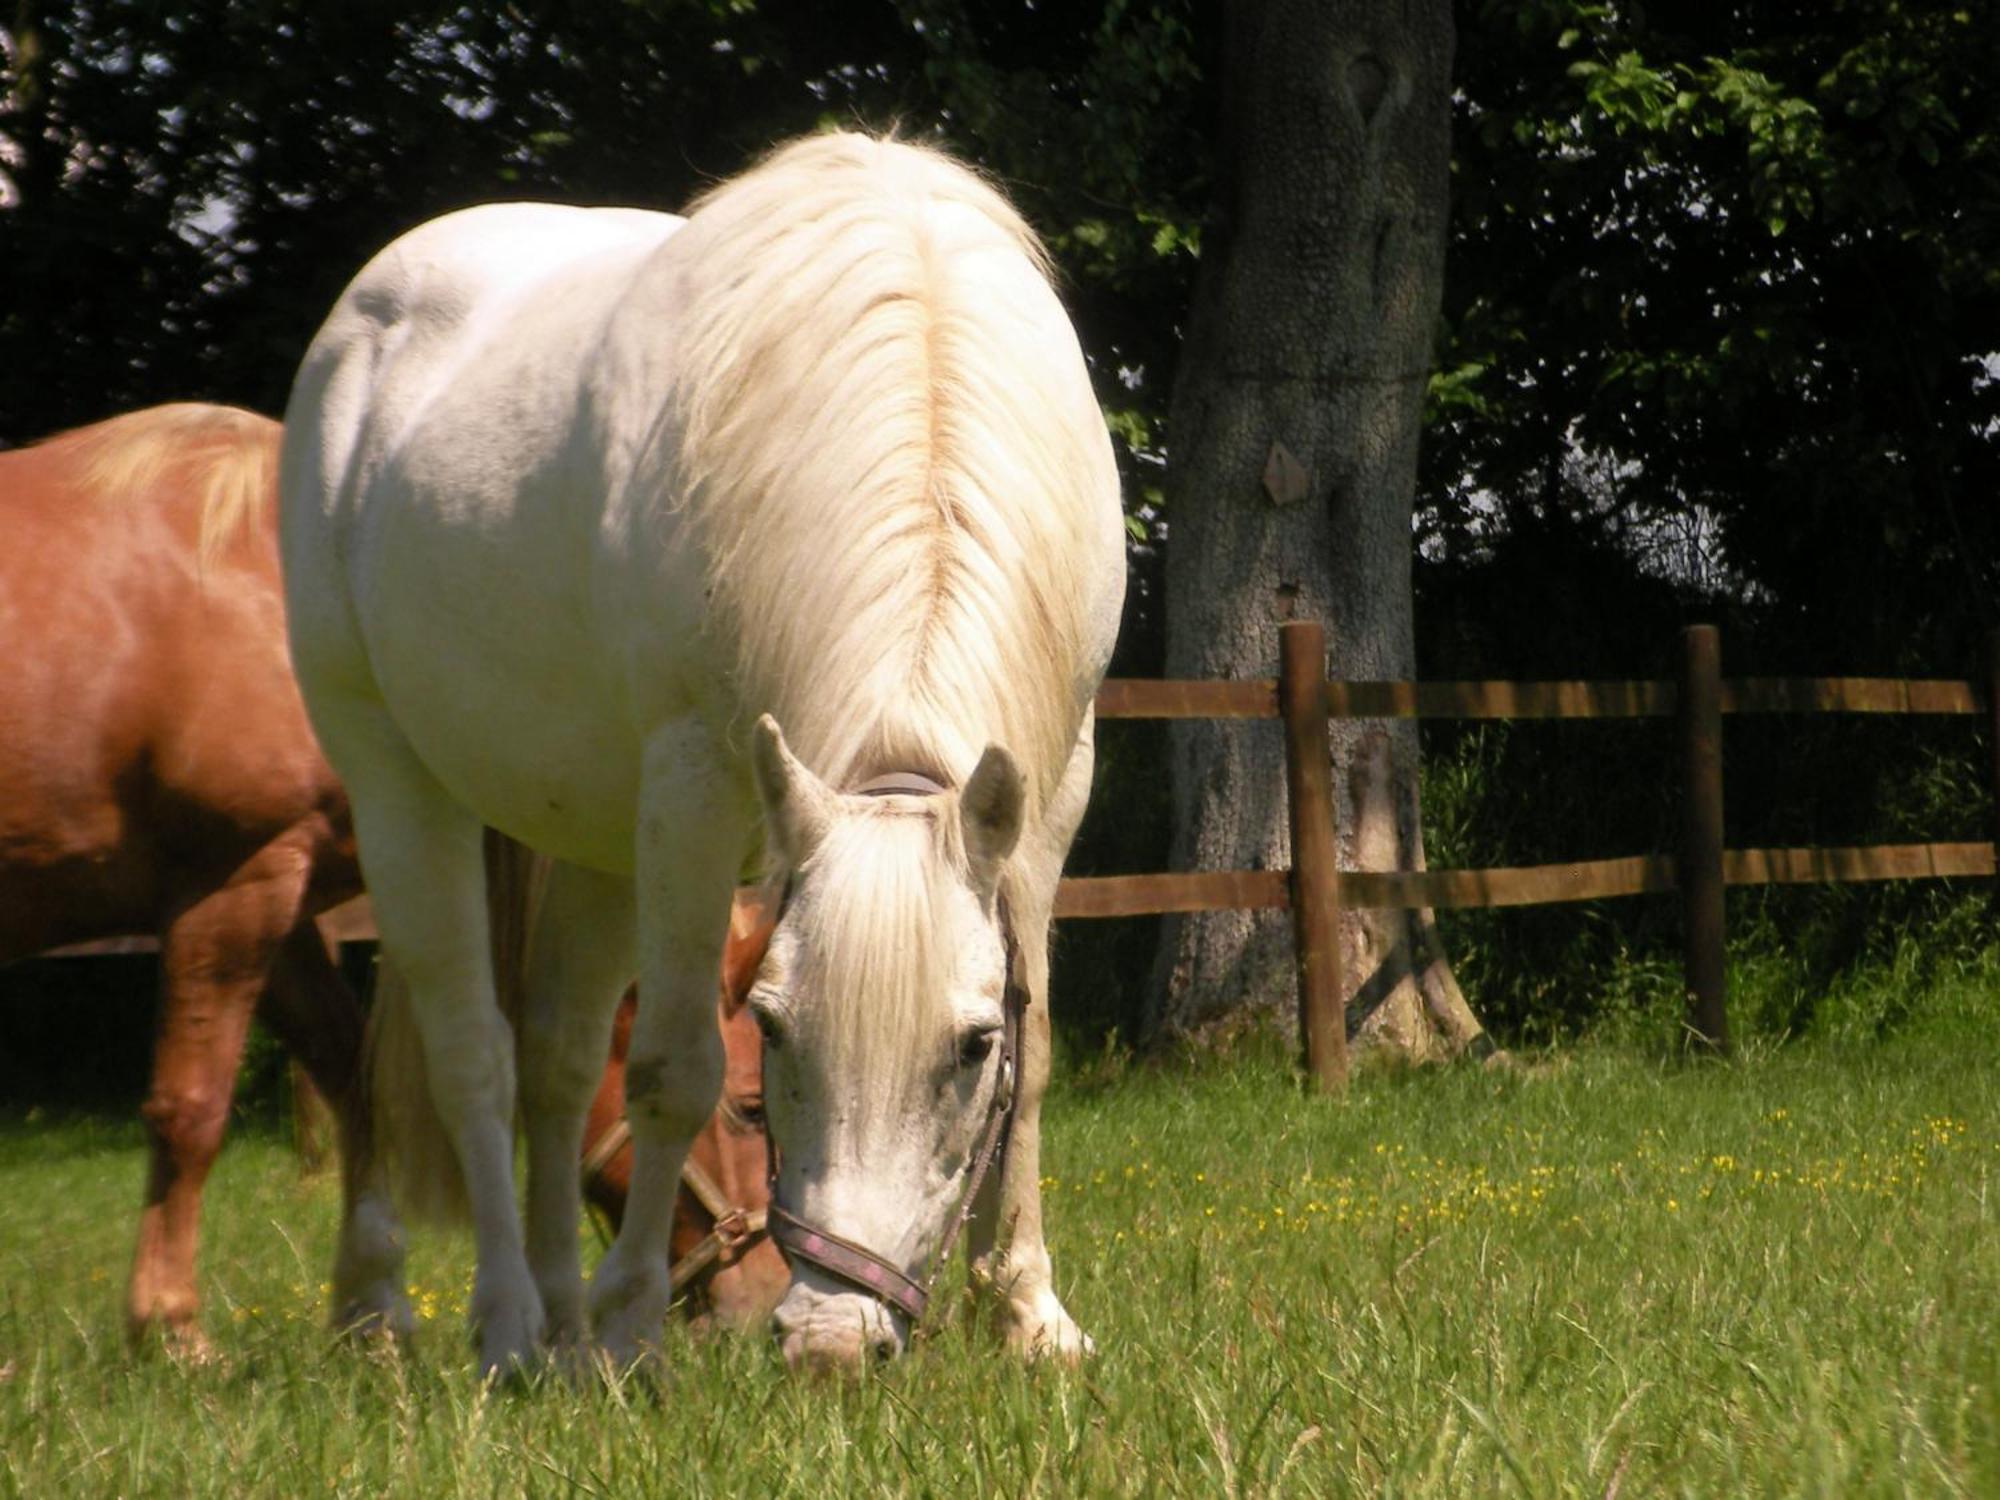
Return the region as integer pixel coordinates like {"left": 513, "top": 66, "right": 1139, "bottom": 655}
{"left": 581, "top": 890, "right": 788, "bottom": 1331}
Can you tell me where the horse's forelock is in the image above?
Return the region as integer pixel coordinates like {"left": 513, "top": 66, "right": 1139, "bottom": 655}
{"left": 788, "top": 803, "right": 975, "bottom": 1109}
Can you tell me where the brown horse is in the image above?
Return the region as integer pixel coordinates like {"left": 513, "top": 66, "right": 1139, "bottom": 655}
{"left": 0, "top": 404, "right": 377, "bottom": 1354}
{"left": 1, "top": 405, "right": 776, "bottom": 1350}
{"left": 582, "top": 890, "right": 787, "bottom": 1332}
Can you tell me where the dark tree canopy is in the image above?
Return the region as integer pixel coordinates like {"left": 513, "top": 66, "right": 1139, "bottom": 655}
{"left": 0, "top": 0, "right": 1208, "bottom": 512}
{"left": 10, "top": 1, "right": 1989, "bottom": 661}
{"left": 1431, "top": 0, "right": 2000, "bottom": 675}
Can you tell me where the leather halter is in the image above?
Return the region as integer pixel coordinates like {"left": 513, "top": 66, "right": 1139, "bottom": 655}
{"left": 761, "top": 769, "right": 1026, "bottom": 1326}
{"left": 579, "top": 1117, "right": 771, "bottom": 1297}
{"left": 668, "top": 1150, "right": 770, "bottom": 1292}
{"left": 848, "top": 770, "right": 950, "bottom": 798}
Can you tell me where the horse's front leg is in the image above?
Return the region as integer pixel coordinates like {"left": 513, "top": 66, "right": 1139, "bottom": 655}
{"left": 589, "top": 727, "right": 748, "bottom": 1366}
{"left": 129, "top": 853, "right": 305, "bottom": 1356}
{"left": 968, "top": 920, "right": 1093, "bottom": 1361}
{"left": 969, "top": 719, "right": 1097, "bottom": 1361}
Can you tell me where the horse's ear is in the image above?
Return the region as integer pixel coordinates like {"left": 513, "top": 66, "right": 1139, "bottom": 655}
{"left": 751, "top": 715, "right": 832, "bottom": 865}
{"left": 960, "top": 744, "right": 1024, "bottom": 895}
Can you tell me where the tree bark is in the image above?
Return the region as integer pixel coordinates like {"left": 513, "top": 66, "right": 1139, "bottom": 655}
{"left": 1147, "top": 0, "right": 1487, "bottom": 1062}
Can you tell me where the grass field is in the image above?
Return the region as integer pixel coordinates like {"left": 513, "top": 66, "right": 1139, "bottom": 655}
{"left": 2, "top": 1018, "right": 1996, "bottom": 1496}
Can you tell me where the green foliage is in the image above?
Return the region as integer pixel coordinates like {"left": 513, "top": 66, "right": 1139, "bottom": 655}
{"left": 1432, "top": 0, "right": 2000, "bottom": 673}
{"left": 1412, "top": 0, "right": 2000, "bottom": 1049}
{"left": 1416, "top": 692, "right": 2000, "bottom": 1049}
{"left": 6, "top": 1021, "right": 2000, "bottom": 1492}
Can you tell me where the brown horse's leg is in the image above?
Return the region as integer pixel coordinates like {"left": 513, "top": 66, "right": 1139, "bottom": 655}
{"left": 260, "top": 922, "right": 411, "bottom": 1338}
{"left": 127, "top": 868, "right": 301, "bottom": 1353}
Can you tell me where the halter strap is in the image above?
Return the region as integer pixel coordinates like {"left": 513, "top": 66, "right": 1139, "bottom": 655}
{"left": 850, "top": 770, "right": 950, "bottom": 798}
{"left": 580, "top": 1116, "right": 632, "bottom": 1187}
{"left": 766, "top": 1204, "right": 935, "bottom": 1321}
{"left": 579, "top": 1117, "right": 773, "bottom": 1297}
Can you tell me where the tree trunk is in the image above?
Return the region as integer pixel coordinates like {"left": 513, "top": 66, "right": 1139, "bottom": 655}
{"left": 1147, "top": 0, "right": 1487, "bottom": 1062}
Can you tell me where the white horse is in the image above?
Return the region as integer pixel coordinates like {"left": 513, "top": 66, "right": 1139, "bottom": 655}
{"left": 279, "top": 132, "right": 1125, "bottom": 1375}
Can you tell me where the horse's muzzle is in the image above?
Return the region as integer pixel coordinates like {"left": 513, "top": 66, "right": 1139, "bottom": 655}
{"left": 771, "top": 1275, "right": 904, "bottom": 1373}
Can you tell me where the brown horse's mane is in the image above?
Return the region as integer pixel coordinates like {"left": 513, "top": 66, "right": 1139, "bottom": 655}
{"left": 38, "top": 403, "right": 279, "bottom": 572}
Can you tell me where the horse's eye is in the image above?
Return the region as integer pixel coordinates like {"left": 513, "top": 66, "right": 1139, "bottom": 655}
{"left": 957, "top": 1029, "right": 996, "bottom": 1070}
{"left": 752, "top": 1009, "right": 783, "bottom": 1051}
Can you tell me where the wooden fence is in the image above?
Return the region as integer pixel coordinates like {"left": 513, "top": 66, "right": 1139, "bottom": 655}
{"left": 46, "top": 622, "right": 2000, "bottom": 1094}
{"left": 1058, "top": 621, "right": 2000, "bottom": 1090}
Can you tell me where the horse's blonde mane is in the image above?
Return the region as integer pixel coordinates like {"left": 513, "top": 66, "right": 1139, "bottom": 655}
{"left": 665, "top": 132, "right": 1104, "bottom": 812}
{"left": 42, "top": 403, "right": 279, "bottom": 570}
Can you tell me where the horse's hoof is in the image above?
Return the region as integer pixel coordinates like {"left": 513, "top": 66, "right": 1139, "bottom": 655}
{"left": 331, "top": 1290, "right": 414, "bottom": 1345}
{"left": 471, "top": 1283, "right": 547, "bottom": 1382}
{"left": 590, "top": 1320, "right": 665, "bottom": 1372}
{"left": 588, "top": 1255, "right": 671, "bottom": 1369}
{"left": 1002, "top": 1291, "right": 1094, "bottom": 1364}
{"left": 161, "top": 1322, "right": 223, "bottom": 1367}
{"left": 539, "top": 1289, "right": 590, "bottom": 1353}
{"left": 475, "top": 1339, "right": 544, "bottom": 1386}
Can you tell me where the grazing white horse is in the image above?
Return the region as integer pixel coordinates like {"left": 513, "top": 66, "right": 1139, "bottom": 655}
{"left": 280, "top": 132, "right": 1125, "bottom": 1375}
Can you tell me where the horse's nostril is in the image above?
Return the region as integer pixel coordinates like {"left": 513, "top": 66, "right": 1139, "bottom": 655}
{"left": 871, "top": 1331, "right": 898, "bottom": 1363}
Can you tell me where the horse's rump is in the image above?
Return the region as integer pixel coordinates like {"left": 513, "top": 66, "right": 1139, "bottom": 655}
{"left": 0, "top": 404, "right": 330, "bottom": 955}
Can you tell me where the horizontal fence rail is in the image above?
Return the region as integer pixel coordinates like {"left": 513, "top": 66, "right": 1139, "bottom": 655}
{"left": 1055, "top": 843, "right": 2000, "bottom": 919}
{"left": 69, "top": 841, "right": 1988, "bottom": 953}
{"left": 34, "top": 625, "right": 1999, "bottom": 1078}
{"left": 1098, "top": 675, "right": 1985, "bottom": 723}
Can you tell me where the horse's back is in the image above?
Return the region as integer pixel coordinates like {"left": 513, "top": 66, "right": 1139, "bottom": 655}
{"left": 0, "top": 408, "right": 352, "bottom": 956}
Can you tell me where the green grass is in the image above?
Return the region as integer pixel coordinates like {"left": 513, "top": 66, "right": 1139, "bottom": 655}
{"left": 4, "top": 1020, "right": 1998, "bottom": 1496}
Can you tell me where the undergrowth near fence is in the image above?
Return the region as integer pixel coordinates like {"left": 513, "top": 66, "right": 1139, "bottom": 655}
{"left": 4, "top": 1008, "right": 1997, "bottom": 1496}
{"left": 1416, "top": 711, "right": 2000, "bottom": 1049}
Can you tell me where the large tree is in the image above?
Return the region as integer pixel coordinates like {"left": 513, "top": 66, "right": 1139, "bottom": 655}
{"left": 1147, "top": 0, "right": 1485, "bottom": 1057}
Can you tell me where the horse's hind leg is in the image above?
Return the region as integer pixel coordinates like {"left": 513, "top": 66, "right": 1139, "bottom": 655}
{"left": 128, "top": 862, "right": 304, "bottom": 1354}
{"left": 513, "top": 860, "right": 635, "bottom": 1351}
{"left": 259, "top": 919, "right": 412, "bottom": 1339}
{"left": 318, "top": 704, "right": 540, "bottom": 1377}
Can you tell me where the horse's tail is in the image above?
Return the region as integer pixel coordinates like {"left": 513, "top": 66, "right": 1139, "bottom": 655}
{"left": 361, "top": 829, "right": 553, "bottom": 1225}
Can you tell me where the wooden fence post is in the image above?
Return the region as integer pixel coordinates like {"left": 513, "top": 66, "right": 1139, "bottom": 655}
{"left": 1680, "top": 624, "right": 1729, "bottom": 1054}
{"left": 1279, "top": 620, "right": 1346, "bottom": 1092}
